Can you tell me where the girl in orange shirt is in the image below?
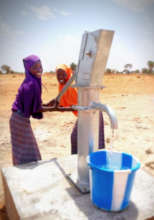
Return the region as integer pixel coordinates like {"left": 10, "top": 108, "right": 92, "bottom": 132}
{"left": 50, "top": 64, "right": 105, "bottom": 154}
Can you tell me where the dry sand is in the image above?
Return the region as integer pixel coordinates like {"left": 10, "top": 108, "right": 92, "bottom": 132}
{"left": 0, "top": 73, "right": 154, "bottom": 219}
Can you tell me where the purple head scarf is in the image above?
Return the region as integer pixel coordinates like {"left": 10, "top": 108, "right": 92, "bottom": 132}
{"left": 12, "top": 55, "right": 43, "bottom": 119}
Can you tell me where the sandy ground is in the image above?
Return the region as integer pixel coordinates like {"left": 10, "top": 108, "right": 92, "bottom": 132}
{"left": 0, "top": 73, "right": 154, "bottom": 219}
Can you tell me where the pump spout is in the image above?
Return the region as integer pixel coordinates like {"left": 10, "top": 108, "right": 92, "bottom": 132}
{"left": 72, "top": 101, "right": 118, "bottom": 130}
{"left": 90, "top": 102, "right": 118, "bottom": 130}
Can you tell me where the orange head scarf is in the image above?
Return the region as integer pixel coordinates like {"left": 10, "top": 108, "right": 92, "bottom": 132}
{"left": 56, "top": 64, "right": 78, "bottom": 116}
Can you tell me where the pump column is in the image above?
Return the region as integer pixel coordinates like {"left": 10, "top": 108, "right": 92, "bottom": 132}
{"left": 70, "top": 29, "right": 114, "bottom": 193}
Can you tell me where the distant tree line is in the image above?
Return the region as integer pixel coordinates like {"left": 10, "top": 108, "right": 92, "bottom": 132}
{"left": 105, "top": 60, "right": 154, "bottom": 74}
{"left": 0, "top": 63, "right": 78, "bottom": 75}
{"left": 1, "top": 60, "right": 154, "bottom": 75}
{"left": 70, "top": 61, "right": 154, "bottom": 74}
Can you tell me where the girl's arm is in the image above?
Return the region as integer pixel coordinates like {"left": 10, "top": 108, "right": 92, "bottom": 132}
{"left": 40, "top": 105, "right": 75, "bottom": 112}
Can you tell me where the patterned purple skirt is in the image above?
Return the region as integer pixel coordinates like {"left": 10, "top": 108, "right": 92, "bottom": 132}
{"left": 9, "top": 112, "right": 41, "bottom": 165}
{"left": 71, "top": 111, "right": 105, "bottom": 154}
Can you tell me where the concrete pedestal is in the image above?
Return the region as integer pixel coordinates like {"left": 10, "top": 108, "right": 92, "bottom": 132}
{"left": 1, "top": 155, "right": 154, "bottom": 220}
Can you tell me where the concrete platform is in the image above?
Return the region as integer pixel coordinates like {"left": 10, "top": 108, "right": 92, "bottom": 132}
{"left": 1, "top": 155, "right": 154, "bottom": 220}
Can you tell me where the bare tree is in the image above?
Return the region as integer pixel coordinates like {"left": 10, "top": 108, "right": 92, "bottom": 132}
{"left": 123, "top": 64, "right": 133, "bottom": 73}
{"left": 105, "top": 68, "right": 112, "bottom": 74}
{"left": 1, "top": 65, "right": 11, "bottom": 74}
{"left": 142, "top": 68, "right": 148, "bottom": 73}
{"left": 134, "top": 69, "right": 140, "bottom": 73}
{"left": 70, "top": 62, "right": 77, "bottom": 72}
{"left": 147, "top": 60, "right": 154, "bottom": 73}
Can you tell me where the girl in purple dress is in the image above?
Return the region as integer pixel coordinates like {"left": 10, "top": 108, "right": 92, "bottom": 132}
{"left": 10, "top": 55, "right": 51, "bottom": 165}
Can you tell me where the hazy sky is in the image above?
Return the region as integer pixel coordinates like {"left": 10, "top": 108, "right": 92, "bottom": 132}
{"left": 0, "top": 0, "right": 154, "bottom": 72}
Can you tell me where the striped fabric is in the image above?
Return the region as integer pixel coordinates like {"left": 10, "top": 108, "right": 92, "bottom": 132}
{"left": 71, "top": 111, "right": 105, "bottom": 154}
{"left": 88, "top": 150, "right": 140, "bottom": 211}
{"left": 9, "top": 112, "right": 41, "bottom": 165}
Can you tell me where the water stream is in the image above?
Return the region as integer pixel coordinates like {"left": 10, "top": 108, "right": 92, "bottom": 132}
{"left": 105, "top": 129, "right": 120, "bottom": 170}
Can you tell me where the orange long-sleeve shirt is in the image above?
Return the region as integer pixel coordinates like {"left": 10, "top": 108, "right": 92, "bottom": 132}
{"left": 57, "top": 64, "right": 78, "bottom": 116}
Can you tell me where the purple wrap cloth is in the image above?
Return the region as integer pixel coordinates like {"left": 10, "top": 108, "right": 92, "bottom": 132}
{"left": 71, "top": 111, "right": 105, "bottom": 154}
{"left": 10, "top": 112, "right": 41, "bottom": 165}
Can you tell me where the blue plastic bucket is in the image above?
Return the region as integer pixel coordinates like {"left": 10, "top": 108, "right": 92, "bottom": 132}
{"left": 87, "top": 150, "right": 141, "bottom": 211}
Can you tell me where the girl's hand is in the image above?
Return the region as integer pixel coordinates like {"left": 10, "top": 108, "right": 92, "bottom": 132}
{"left": 43, "top": 99, "right": 59, "bottom": 107}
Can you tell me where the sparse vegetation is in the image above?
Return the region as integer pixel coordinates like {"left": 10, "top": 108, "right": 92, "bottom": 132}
{"left": 1, "top": 60, "right": 154, "bottom": 75}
